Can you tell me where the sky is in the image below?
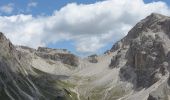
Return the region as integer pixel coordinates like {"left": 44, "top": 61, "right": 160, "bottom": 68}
{"left": 0, "top": 0, "right": 170, "bottom": 56}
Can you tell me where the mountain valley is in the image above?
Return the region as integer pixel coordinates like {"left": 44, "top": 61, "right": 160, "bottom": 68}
{"left": 0, "top": 13, "right": 170, "bottom": 100}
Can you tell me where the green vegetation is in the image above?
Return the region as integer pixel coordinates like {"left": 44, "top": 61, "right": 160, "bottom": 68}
{"left": 88, "top": 87, "right": 106, "bottom": 100}
{"left": 64, "top": 88, "right": 78, "bottom": 100}
{"left": 0, "top": 88, "right": 11, "bottom": 100}
{"left": 77, "top": 85, "right": 128, "bottom": 100}
{"left": 56, "top": 80, "right": 76, "bottom": 88}
{"left": 32, "top": 67, "right": 79, "bottom": 100}
{"left": 106, "top": 86, "right": 127, "bottom": 100}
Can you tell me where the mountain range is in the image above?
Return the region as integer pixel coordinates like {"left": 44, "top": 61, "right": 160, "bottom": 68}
{"left": 0, "top": 13, "right": 170, "bottom": 100}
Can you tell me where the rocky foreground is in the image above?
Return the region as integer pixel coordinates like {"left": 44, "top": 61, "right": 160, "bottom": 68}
{"left": 0, "top": 13, "right": 170, "bottom": 100}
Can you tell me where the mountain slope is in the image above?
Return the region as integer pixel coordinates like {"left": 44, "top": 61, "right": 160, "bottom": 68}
{"left": 0, "top": 32, "right": 78, "bottom": 100}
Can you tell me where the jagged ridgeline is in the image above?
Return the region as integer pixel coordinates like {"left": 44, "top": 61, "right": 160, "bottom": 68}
{"left": 0, "top": 13, "right": 170, "bottom": 100}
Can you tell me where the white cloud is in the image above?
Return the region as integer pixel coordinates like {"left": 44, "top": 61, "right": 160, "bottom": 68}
{"left": 0, "top": 3, "right": 14, "bottom": 14}
{"left": 0, "top": 0, "right": 170, "bottom": 54}
{"left": 28, "top": 2, "right": 37, "bottom": 7}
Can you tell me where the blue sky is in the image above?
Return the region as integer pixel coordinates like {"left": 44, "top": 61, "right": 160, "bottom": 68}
{"left": 0, "top": 0, "right": 169, "bottom": 16}
{"left": 144, "top": 0, "right": 170, "bottom": 4}
{"left": 0, "top": 0, "right": 102, "bottom": 16}
{"left": 0, "top": 0, "right": 170, "bottom": 56}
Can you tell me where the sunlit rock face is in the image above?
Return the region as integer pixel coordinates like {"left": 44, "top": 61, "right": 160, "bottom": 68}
{"left": 109, "top": 13, "right": 170, "bottom": 99}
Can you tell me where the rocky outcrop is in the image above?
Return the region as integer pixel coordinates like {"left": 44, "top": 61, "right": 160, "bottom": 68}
{"left": 147, "top": 94, "right": 158, "bottom": 100}
{"left": 37, "top": 47, "right": 69, "bottom": 54}
{"left": 88, "top": 54, "right": 98, "bottom": 63}
{"left": 35, "top": 47, "right": 79, "bottom": 67}
{"left": 17, "top": 46, "right": 36, "bottom": 53}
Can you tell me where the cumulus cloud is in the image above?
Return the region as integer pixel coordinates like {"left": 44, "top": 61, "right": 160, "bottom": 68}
{"left": 0, "top": 0, "right": 170, "bottom": 54}
{"left": 0, "top": 3, "right": 14, "bottom": 14}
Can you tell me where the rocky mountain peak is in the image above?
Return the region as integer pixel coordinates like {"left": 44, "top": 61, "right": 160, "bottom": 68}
{"left": 109, "top": 13, "right": 170, "bottom": 91}
{"left": 125, "top": 13, "right": 170, "bottom": 41}
{"left": 0, "top": 32, "right": 7, "bottom": 40}
{"left": 0, "top": 32, "right": 11, "bottom": 46}
{"left": 110, "top": 13, "right": 170, "bottom": 52}
{"left": 147, "top": 13, "right": 168, "bottom": 20}
{"left": 0, "top": 32, "right": 16, "bottom": 56}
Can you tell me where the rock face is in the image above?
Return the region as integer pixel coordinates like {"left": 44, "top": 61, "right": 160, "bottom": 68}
{"left": 109, "top": 13, "right": 169, "bottom": 85}
{"left": 108, "top": 13, "right": 170, "bottom": 99}
{"left": 37, "top": 47, "right": 69, "bottom": 54}
{"left": 126, "top": 34, "right": 167, "bottom": 87}
{"left": 88, "top": 54, "right": 98, "bottom": 63}
{"left": 0, "top": 32, "right": 42, "bottom": 100}
{"left": 35, "top": 47, "right": 79, "bottom": 67}
{"left": 1, "top": 13, "right": 170, "bottom": 100}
